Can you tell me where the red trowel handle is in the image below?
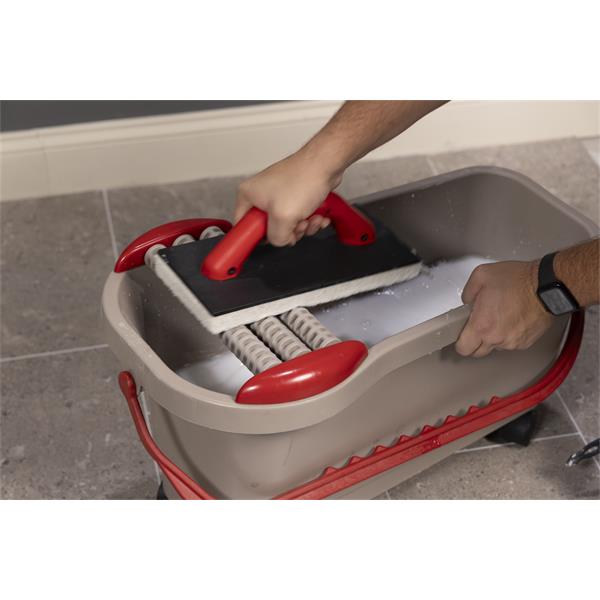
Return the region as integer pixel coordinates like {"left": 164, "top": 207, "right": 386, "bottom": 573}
{"left": 201, "top": 192, "right": 376, "bottom": 281}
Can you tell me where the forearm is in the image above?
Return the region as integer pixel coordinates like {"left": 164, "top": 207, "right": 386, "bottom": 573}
{"left": 297, "top": 100, "right": 447, "bottom": 179}
{"left": 553, "top": 238, "right": 600, "bottom": 307}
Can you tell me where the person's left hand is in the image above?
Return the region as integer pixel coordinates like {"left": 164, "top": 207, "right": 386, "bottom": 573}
{"left": 455, "top": 260, "right": 555, "bottom": 358}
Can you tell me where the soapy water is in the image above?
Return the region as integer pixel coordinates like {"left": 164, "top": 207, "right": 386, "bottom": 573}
{"left": 312, "top": 255, "right": 494, "bottom": 347}
{"left": 177, "top": 255, "right": 495, "bottom": 395}
{"left": 178, "top": 352, "right": 254, "bottom": 396}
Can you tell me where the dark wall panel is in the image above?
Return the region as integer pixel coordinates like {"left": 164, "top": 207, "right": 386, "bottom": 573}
{"left": 0, "top": 100, "right": 281, "bottom": 132}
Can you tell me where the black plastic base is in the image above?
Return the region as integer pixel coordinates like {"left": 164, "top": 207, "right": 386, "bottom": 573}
{"left": 485, "top": 409, "right": 538, "bottom": 446}
{"left": 156, "top": 482, "right": 168, "bottom": 500}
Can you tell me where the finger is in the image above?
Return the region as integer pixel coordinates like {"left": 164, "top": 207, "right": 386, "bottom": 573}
{"left": 306, "top": 215, "right": 325, "bottom": 236}
{"left": 461, "top": 268, "right": 484, "bottom": 305}
{"left": 455, "top": 320, "right": 482, "bottom": 357}
{"left": 472, "top": 343, "right": 495, "bottom": 358}
{"left": 267, "top": 215, "right": 297, "bottom": 247}
{"left": 296, "top": 221, "right": 309, "bottom": 235}
{"left": 294, "top": 221, "right": 308, "bottom": 241}
{"left": 320, "top": 217, "right": 331, "bottom": 229}
{"left": 292, "top": 228, "right": 306, "bottom": 244}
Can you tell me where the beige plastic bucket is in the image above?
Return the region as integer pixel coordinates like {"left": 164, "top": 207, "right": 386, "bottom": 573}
{"left": 102, "top": 167, "right": 597, "bottom": 499}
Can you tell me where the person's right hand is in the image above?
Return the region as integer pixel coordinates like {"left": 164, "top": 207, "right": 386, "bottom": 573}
{"left": 234, "top": 150, "right": 342, "bottom": 246}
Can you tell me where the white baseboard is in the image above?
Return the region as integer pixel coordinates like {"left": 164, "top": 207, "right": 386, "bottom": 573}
{"left": 1, "top": 100, "right": 598, "bottom": 201}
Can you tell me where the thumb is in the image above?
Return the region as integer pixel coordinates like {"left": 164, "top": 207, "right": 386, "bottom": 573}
{"left": 462, "top": 268, "right": 484, "bottom": 305}
{"left": 267, "top": 212, "right": 297, "bottom": 247}
{"left": 234, "top": 195, "right": 253, "bottom": 224}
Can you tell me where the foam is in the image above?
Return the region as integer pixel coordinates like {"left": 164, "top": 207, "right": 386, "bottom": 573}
{"left": 312, "top": 255, "right": 495, "bottom": 347}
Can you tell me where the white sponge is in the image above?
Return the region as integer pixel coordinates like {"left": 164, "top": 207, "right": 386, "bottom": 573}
{"left": 152, "top": 254, "right": 422, "bottom": 334}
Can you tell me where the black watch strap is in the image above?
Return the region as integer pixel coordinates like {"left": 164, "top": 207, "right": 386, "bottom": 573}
{"left": 537, "top": 251, "right": 580, "bottom": 315}
{"left": 538, "top": 251, "right": 559, "bottom": 288}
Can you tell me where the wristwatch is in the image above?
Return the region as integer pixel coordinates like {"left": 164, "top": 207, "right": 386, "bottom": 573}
{"left": 536, "top": 252, "right": 580, "bottom": 316}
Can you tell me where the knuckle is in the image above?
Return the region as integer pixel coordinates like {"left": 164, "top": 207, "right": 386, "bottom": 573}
{"left": 272, "top": 205, "right": 299, "bottom": 223}
{"left": 501, "top": 338, "right": 518, "bottom": 351}
{"left": 237, "top": 180, "right": 251, "bottom": 197}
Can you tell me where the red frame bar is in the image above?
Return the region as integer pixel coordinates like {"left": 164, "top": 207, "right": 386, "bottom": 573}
{"left": 119, "top": 312, "right": 584, "bottom": 500}
{"left": 114, "top": 218, "right": 232, "bottom": 273}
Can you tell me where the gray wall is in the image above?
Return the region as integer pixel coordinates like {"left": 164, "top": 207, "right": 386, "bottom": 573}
{"left": 0, "top": 100, "right": 280, "bottom": 132}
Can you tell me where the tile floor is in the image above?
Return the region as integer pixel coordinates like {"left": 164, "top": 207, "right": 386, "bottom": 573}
{"left": 1, "top": 137, "right": 599, "bottom": 499}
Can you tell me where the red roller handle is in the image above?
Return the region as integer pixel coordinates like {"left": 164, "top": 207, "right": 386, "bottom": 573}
{"left": 114, "top": 218, "right": 232, "bottom": 273}
{"left": 235, "top": 340, "right": 369, "bottom": 405}
{"left": 201, "top": 192, "right": 376, "bottom": 281}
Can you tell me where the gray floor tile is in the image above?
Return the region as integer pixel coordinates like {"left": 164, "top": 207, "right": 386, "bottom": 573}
{"left": 0, "top": 192, "right": 115, "bottom": 357}
{"left": 557, "top": 306, "right": 600, "bottom": 441}
{"left": 337, "top": 155, "right": 433, "bottom": 200}
{"left": 387, "top": 436, "right": 600, "bottom": 499}
{"left": 0, "top": 348, "right": 156, "bottom": 499}
{"left": 108, "top": 157, "right": 434, "bottom": 254}
{"left": 108, "top": 177, "right": 244, "bottom": 253}
{"left": 430, "top": 138, "right": 600, "bottom": 225}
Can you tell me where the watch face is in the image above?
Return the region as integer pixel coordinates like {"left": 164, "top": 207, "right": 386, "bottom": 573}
{"left": 539, "top": 285, "right": 576, "bottom": 315}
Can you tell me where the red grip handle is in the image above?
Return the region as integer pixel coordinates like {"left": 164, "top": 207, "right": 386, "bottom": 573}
{"left": 201, "top": 192, "right": 376, "bottom": 281}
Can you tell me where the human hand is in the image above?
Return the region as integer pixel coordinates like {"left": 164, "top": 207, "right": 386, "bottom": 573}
{"left": 455, "top": 260, "right": 554, "bottom": 358}
{"left": 234, "top": 149, "right": 342, "bottom": 246}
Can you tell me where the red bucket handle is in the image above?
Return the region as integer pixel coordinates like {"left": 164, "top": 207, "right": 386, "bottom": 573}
{"left": 118, "top": 373, "right": 214, "bottom": 499}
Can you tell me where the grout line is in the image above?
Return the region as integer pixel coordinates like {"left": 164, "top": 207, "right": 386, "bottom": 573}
{"left": 384, "top": 490, "right": 391, "bottom": 500}
{"left": 425, "top": 156, "right": 440, "bottom": 176}
{"left": 455, "top": 432, "right": 580, "bottom": 453}
{"left": 531, "top": 433, "right": 582, "bottom": 443}
{"left": 102, "top": 189, "right": 119, "bottom": 261}
{"left": 0, "top": 344, "right": 109, "bottom": 363}
{"left": 556, "top": 389, "right": 600, "bottom": 475}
